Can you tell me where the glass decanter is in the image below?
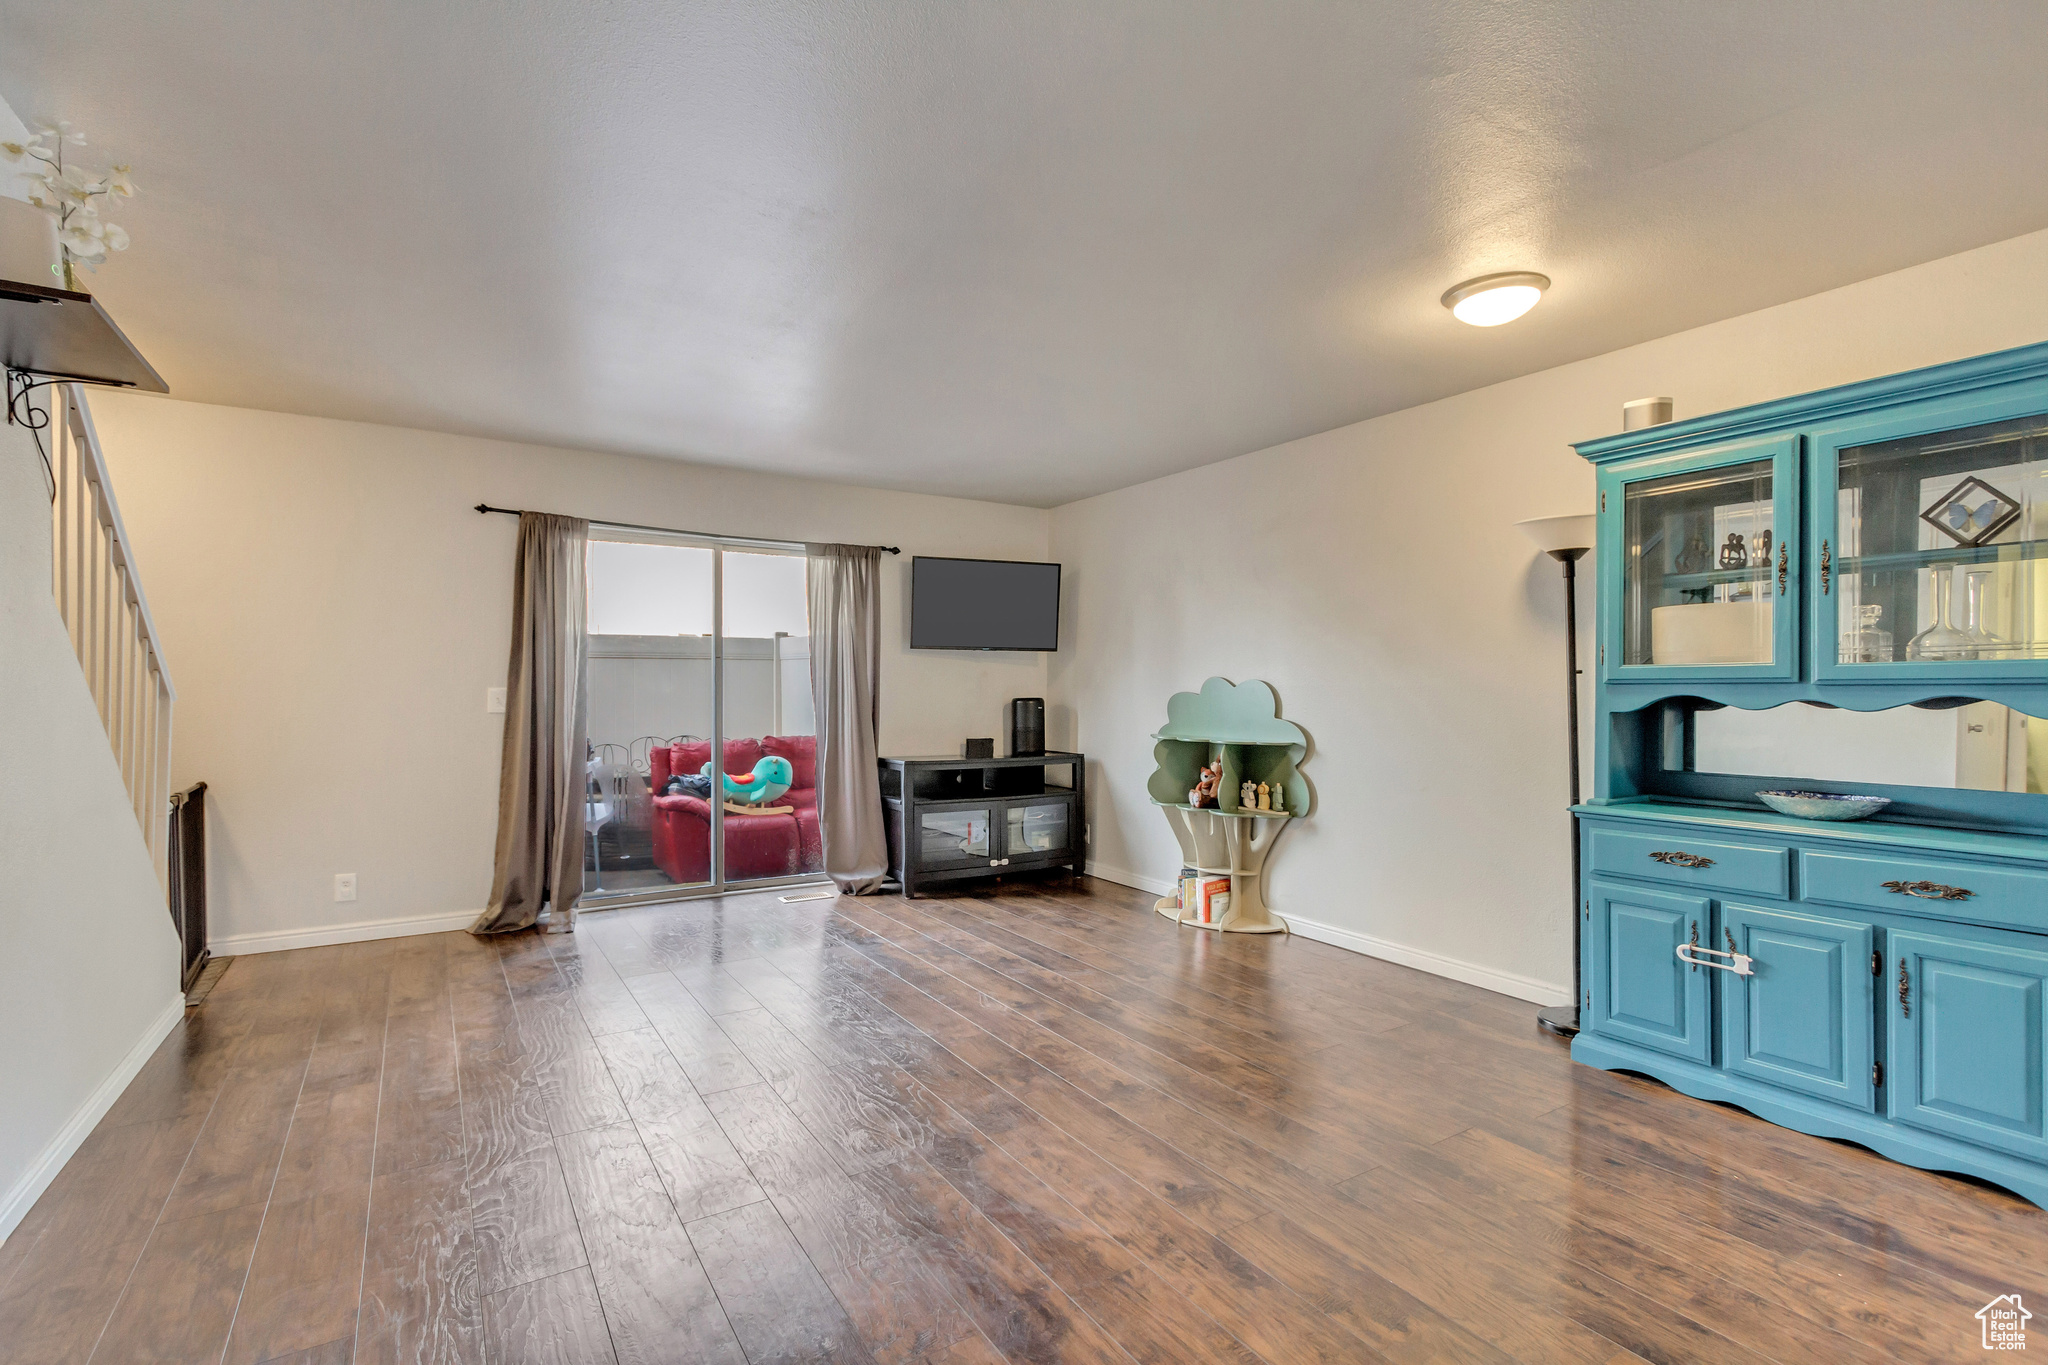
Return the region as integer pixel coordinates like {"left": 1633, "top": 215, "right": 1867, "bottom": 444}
{"left": 1961, "top": 568, "right": 2014, "bottom": 659}
{"left": 1904, "top": 565, "right": 1977, "bottom": 661}
{"left": 1841, "top": 604, "right": 1894, "bottom": 663}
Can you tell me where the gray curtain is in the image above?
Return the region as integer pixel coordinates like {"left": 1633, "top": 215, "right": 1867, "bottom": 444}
{"left": 473, "top": 512, "right": 590, "bottom": 934}
{"left": 806, "top": 544, "right": 888, "bottom": 893}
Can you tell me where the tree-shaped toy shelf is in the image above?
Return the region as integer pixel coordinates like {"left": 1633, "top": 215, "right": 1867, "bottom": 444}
{"left": 1147, "top": 677, "right": 1310, "bottom": 933}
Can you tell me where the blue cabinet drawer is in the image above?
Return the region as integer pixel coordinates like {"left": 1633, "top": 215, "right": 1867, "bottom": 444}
{"left": 1800, "top": 851, "right": 2048, "bottom": 935}
{"left": 1588, "top": 826, "right": 1789, "bottom": 899}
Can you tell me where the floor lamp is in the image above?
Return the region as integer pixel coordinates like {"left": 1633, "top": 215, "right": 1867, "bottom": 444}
{"left": 1516, "top": 513, "right": 1597, "bottom": 1038}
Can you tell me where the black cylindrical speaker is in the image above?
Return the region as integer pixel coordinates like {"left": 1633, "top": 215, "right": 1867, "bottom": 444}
{"left": 1009, "top": 698, "right": 1045, "bottom": 757}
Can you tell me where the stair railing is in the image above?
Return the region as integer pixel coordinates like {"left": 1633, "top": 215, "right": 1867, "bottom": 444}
{"left": 46, "top": 383, "right": 176, "bottom": 889}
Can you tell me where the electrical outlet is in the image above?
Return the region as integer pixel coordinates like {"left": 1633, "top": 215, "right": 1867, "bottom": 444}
{"left": 486, "top": 687, "right": 506, "bottom": 713}
{"left": 334, "top": 872, "right": 357, "bottom": 902}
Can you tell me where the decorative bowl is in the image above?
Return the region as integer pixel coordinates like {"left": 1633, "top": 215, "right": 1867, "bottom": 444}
{"left": 1756, "top": 790, "right": 1892, "bottom": 822}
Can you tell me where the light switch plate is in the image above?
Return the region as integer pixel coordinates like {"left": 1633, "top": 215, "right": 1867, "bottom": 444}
{"left": 486, "top": 687, "right": 506, "bottom": 713}
{"left": 334, "top": 872, "right": 357, "bottom": 902}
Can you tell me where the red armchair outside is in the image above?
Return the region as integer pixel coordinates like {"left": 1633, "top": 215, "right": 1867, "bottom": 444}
{"left": 648, "top": 735, "right": 822, "bottom": 883}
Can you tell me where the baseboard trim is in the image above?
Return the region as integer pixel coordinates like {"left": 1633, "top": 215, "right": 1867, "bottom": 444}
{"left": 1083, "top": 861, "right": 1175, "bottom": 897}
{"left": 0, "top": 989, "right": 185, "bottom": 1244}
{"left": 1086, "top": 860, "right": 1568, "bottom": 1006}
{"left": 1285, "top": 912, "right": 1571, "bottom": 1007}
{"left": 211, "top": 909, "right": 480, "bottom": 956}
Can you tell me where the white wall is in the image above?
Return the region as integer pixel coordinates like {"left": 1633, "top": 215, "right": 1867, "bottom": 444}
{"left": 90, "top": 397, "right": 1049, "bottom": 952}
{"left": 0, "top": 417, "right": 183, "bottom": 1242}
{"left": 1049, "top": 226, "right": 2048, "bottom": 1005}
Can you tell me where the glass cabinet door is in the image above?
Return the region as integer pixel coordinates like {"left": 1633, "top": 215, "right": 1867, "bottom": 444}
{"left": 1604, "top": 438, "right": 1799, "bottom": 679}
{"left": 1823, "top": 410, "right": 2047, "bottom": 677}
{"left": 918, "top": 807, "right": 991, "bottom": 867}
{"left": 1003, "top": 801, "right": 1071, "bottom": 858}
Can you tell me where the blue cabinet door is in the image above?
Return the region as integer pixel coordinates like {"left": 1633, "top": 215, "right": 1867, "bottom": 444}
{"left": 1588, "top": 881, "right": 1712, "bottom": 1063}
{"left": 1596, "top": 435, "right": 1802, "bottom": 684}
{"left": 1809, "top": 382, "right": 2048, "bottom": 686}
{"left": 1889, "top": 929, "right": 2048, "bottom": 1163}
{"left": 1719, "top": 903, "right": 1874, "bottom": 1111}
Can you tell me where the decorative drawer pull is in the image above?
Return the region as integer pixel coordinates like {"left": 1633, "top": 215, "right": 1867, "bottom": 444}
{"left": 1677, "top": 942, "right": 1755, "bottom": 976}
{"left": 1898, "top": 957, "right": 1910, "bottom": 1017}
{"left": 1881, "top": 879, "right": 1974, "bottom": 901}
{"left": 1820, "top": 539, "right": 1831, "bottom": 595}
{"left": 1650, "top": 850, "right": 1715, "bottom": 868}
{"left": 1776, "top": 543, "right": 1788, "bottom": 596}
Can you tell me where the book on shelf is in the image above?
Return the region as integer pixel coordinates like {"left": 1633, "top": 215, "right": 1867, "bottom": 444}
{"left": 1196, "top": 875, "right": 1230, "bottom": 924}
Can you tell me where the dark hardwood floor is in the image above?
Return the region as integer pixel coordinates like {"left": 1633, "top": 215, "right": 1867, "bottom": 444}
{"left": 2, "top": 874, "right": 2042, "bottom": 1363}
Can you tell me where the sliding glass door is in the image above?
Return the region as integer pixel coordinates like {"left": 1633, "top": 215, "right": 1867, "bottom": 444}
{"left": 718, "top": 548, "right": 817, "bottom": 887}
{"left": 581, "top": 530, "right": 824, "bottom": 903}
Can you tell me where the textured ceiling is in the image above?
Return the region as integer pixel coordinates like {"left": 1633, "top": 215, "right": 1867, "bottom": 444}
{"left": 5, "top": 2, "right": 2048, "bottom": 506}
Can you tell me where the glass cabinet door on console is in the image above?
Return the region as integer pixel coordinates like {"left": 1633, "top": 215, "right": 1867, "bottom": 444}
{"left": 918, "top": 807, "right": 992, "bottom": 868}
{"left": 1003, "top": 801, "right": 1072, "bottom": 860}
{"left": 1817, "top": 403, "right": 2048, "bottom": 681}
{"left": 1601, "top": 437, "right": 1801, "bottom": 681}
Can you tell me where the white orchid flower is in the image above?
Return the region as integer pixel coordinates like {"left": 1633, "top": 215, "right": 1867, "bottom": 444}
{"left": 59, "top": 225, "right": 106, "bottom": 261}
{"left": 25, "top": 119, "right": 140, "bottom": 277}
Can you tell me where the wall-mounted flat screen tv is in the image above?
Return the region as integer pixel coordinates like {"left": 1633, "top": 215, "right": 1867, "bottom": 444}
{"left": 910, "top": 556, "right": 1061, "bottom": 651}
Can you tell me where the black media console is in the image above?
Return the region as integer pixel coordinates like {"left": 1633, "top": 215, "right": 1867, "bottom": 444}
{"left": 879, "top": 752, "right": 1085, "bottom": 897}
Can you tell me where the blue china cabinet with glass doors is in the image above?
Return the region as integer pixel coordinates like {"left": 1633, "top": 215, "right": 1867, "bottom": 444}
{"left": 1572, "top": 341, "right": 2048, "bottom": 1209}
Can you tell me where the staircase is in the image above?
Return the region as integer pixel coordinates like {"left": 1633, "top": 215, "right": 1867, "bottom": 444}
{"left": 43, "top": 383, "right": 176, "bottom": 888}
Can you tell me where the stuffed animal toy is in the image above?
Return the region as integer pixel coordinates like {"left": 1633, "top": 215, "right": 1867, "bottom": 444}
{"left": 1190, "top": 759, "right": 1222, "bottom": 808}
{"left": 701, "top": 754, "right": 794, "bottom": 807}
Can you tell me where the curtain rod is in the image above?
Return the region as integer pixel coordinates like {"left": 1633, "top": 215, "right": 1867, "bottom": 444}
{"left": 474, "top": 503, "right": 901, "bottom": 554}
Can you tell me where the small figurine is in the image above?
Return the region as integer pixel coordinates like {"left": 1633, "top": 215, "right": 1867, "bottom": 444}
{"left": 1256, "top": 781, "right": 1270, "bottom": 811}
{"left": 1190, "top": 760, "right": 1222, "bottom": 808}
{"left": 1718, "top": 533, "right": 1748, "bottom": 569}
{"left": 1751, "top": 528, "right": 1772, "bottom": 568}
{"left": 1674, "top": 524, "right": 1711, "bottom": 574}
{"left": 1240, "top": 779, "right": 1258, "bottom": 810}
{"left": 1270, "top": 784, "right": 1285, "bottom": 814}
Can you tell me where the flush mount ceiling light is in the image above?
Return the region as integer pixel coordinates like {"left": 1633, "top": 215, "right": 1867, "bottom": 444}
{"left": 1441, "top": 271, "right": 1550, "bottom": 327}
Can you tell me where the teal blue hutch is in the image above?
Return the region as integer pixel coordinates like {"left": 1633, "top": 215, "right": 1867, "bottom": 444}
{"left": 1571, "top": 341, "right": 2048, "bottom": 1209}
